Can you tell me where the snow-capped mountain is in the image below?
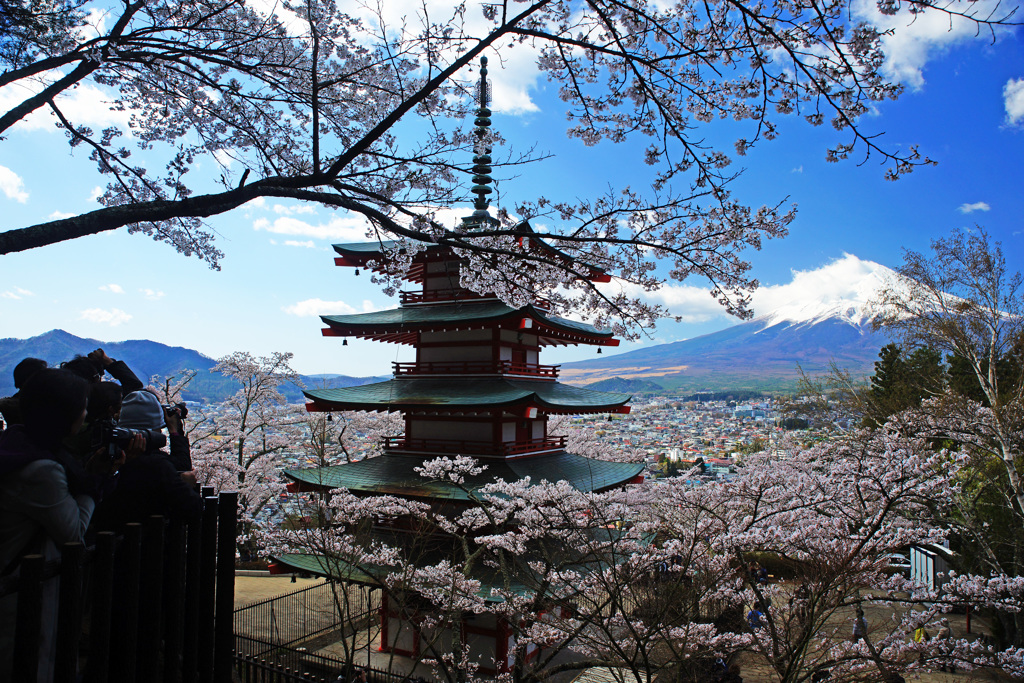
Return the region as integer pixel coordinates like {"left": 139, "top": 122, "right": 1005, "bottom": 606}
{"left": 753, "top": 256, "right": 897, "bottom": 330}
{"left": 561, "top": 256, "right": 896, "bottom": 392}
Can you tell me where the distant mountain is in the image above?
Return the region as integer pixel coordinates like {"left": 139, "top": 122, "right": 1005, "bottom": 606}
{"left": 561, "top": 259, "right": 895, "bottom": 393}
{"left": 584, "top": 377, "right": 665, "bottom": 394}
{"left": 0, "top": 330, "right": 385, "bottom": 403}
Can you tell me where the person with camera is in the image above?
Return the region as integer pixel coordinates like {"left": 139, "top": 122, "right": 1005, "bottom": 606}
{"left": 60, "top": 348, "right": 143, "bottom": 397}
{"left": 0, "top": 368, "right": 124, "bottom": 682}
{"left": 90, "top": 390, "right": 201, "bottom": 532}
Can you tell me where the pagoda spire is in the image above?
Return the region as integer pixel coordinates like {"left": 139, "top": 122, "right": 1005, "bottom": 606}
{"left": 469, "top": 56, "right": 494, "bottom": 224}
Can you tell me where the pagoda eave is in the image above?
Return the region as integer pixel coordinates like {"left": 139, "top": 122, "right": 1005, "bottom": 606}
{"left": 319, "top": 302, "right": 619, "bottom": 347}
{"left": 283, "top": 451, "right": 645, "bottom": 501}
{"left": 302, "top": 379, "right": 630, "bottom": 415}
{"left": 322, "top": 326, "right": 619, "bottom": 347}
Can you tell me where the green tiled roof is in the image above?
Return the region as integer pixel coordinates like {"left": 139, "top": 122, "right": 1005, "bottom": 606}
{"left": 284, "top": 451, "right": 644, "bottom": 500}
{"left": 304, "top": 378, "right": 630, "bottom": 412}
{"left": 272, "top": 552, "right": 532, "bottom": 601}
{"left": 333, "top": 240, "right": 410, "bottom": 255}
{"left": 321, "top": 302, "right": 612, "bottom": 339}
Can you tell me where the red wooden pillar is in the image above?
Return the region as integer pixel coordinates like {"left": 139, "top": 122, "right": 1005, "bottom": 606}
{"left": 495, "top": 616, "right": 513, "bottom": 674}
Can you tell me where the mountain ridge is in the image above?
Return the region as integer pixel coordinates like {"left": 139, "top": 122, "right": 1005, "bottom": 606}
{"left": 560, "top": 256, "right": 894, "bottom": 392}
{"left": 0, "top": 329, "right": 385, "bottom": 403}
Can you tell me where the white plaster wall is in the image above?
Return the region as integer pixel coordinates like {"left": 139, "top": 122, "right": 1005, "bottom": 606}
{"left": 409, "top": 420, "right": 490, "bottom": 441}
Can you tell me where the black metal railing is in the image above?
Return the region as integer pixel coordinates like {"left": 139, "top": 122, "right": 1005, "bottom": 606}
{"left": 235, "top": 635, "right": 414, "bottom": 683}
{"left": 234, "top": 579, "right": 380, "bottom": 653}
{"left": 0, "top": 488, "right": 238, "bottom": 683}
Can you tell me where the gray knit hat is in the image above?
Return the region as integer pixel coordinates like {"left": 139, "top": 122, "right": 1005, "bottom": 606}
{"left": 118, "top": 390, "right": 165, "bottom": 430}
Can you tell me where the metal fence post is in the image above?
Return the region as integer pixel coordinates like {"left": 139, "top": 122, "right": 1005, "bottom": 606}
{"left": 86, "top": 531, "right": 116, "bottom": 682}
{"left": 165, "top": 519, "right": 187, "bottom": 683}
{"left": 12, "top": 553, "right": 44, "bottom": 682}
{"left": 138, "top": 515, "right": 166, "bottom": 681}
{"left": 215, "top": 490, "right": 238, "bottom": 682}
{"left": 115, "top": 522, "right": 142, "bottom": 682}
{"left": 183, "top": 515, "right": 203, "bottom": 680}
{"left": 199, "top": 494, "right": 219, "bottom": 682}
{"left": 54, "top": 541, "right": 84, "bottom": 683}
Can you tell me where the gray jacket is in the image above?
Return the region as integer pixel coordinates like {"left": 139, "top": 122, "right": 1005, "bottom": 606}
{"left": 0, "top": 455, "right": 96, "bottom": 682}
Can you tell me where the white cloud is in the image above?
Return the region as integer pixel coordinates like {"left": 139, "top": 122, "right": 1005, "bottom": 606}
{"left": 140, "top": 288, "right": 165, "bottom": 300}
{"left": 1004, "top": 78, "right": 1024, "bottom": 125}
{"left": 284, "top": 240, "right": 317, "bottom": 248}
{"left": 283, "top": 298, "right": 360, "bottom": 317}
{"left": 852, "top": 0, "right": 1011, "bottom": 89}
{"left": 0, "top": 165, "right": 29, "bottom": 203}
{"left": 242, "top": 197, "right": 267, "bottom": 212}
{"left": 99, "top": 283, "right": 125, "bottom": 294}
{"left": 791, "top": 165, "right": 803, "bottom": 174}
{"left": 1, "top": 287, "right": 33, "bottom": 300}
{"left": 89, "top": 187, "right": 103, "bottom": 202}
{"left": 747, "top": 254, "right": 886, "bottom": 316}
{"left": 608, "top": 281, "right": 727, "bottom": 324}
{"left": 212, "top": 149, "right": 235, "bottom": 169}
{"left": 79, "top": 307, "right": 132, "bottom": 325}
{"left": 273, "top": 204, "right": 317, "bottom": 216}
{"left": 348, "top": 0, "right": 543, "bottom": 114}
{"left": 254, "top": 214, "right": 369, "bottom": 241}
{"left": 619, "top": 253, "right": 889, "bottom": 322}
{"left": 957, "top": 201, "right": 991, "bottom": 214}
{"left": 0, "top": 79, "right": 129, "bottom": 132}
{"left": 48, "top": 210, "right": 75, "bottom": 220}
{"left": 483, "top": 46, "right": 543, "bottom": 115}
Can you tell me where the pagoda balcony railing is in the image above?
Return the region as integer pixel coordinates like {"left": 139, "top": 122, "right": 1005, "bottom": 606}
{"left": 399, "top": 288, "right": 492, "bottom": 305}
{"left": 399, "top": 288, "right": 552, "bottom": 309}
{"left": 383, "top": 435, "right": 567, "bottom": 457}
{"left": 393, "top": 360, "right": 559, "bottom": 378}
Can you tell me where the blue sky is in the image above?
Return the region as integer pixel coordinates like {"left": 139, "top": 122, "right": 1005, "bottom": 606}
{"left": 1, "top": 3, "right": 1022, "bottom": 378}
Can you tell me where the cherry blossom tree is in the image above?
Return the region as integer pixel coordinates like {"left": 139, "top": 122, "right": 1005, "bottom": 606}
{"left": 1, "top": 0, "right": 1015, "bottom": 335}
{"left": 186, "top": 351, "right": 306, "bottom": 558}
{"left": 299, "top": 409, "right": 405, "bottom": 467}
{"left": 275, "top": 425, "right": 1024, "bottom": 682}
{"left": 870, "top": 227, "right": 1024, "bottom": 645}
{"left": 548, "top": 413, "right": 644, "bottom": 463}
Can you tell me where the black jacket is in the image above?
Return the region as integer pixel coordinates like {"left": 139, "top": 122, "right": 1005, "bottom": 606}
{"left": 90, "top": 447, "right": 201, "bottom": 531}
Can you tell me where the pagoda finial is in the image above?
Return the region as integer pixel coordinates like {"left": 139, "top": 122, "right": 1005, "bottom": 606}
{"left": 469, "top": 56, "right": 494, "bottom": 223}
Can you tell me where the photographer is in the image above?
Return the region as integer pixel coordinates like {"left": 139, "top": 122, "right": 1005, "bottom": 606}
{"left": 61, "top": 348, "right": 143, "bottom": 397}
{"left": 90, "top": 390, "right": 201, "bottom": 532}
{"left": 0, "top": 357, "right": 48, "bottom": 428}
{"left": 0, "top": 368, "right": 123, "bottom": 682}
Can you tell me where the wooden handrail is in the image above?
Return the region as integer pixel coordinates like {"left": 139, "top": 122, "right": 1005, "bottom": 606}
{"left": 383, "top": 435, "right": 566, "bottom": 456}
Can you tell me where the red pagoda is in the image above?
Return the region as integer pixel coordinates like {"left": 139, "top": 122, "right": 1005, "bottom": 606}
{"left": 276, "top": 58, "right": 643, "bottom": 675}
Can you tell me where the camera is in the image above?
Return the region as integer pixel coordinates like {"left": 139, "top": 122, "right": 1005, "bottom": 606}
{"left": 91, "top": 419, "right": 167, "bottom": 459}
{"left": 163, "top": 402, "right": 188, "bottom": 421}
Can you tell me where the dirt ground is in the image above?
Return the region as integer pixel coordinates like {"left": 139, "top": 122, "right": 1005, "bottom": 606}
{"left": 232, "top": 575, "right": 1015, "bottom": 682}
{"left": 234, "top": 572, "right": 324, "bottom": 608}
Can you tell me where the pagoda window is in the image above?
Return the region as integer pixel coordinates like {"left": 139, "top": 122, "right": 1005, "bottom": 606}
{"left": 421, "top": 330, "right": 491, "bottom": 343}
{"left": 424, "top": 274, "right": 461, "bottom": 291}
{"left": 424, "top": 260, "right": 456, "bottom": 274}
{"left": 501, "top": 330, "right": 537, "bottom": 347}
{"left": 419, "top": 345, "right": 490, "bottom": 363}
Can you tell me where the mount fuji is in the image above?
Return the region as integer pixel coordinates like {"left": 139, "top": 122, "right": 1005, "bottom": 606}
{"left": 560, "top": 255, "right": 896, "bottom": 393}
